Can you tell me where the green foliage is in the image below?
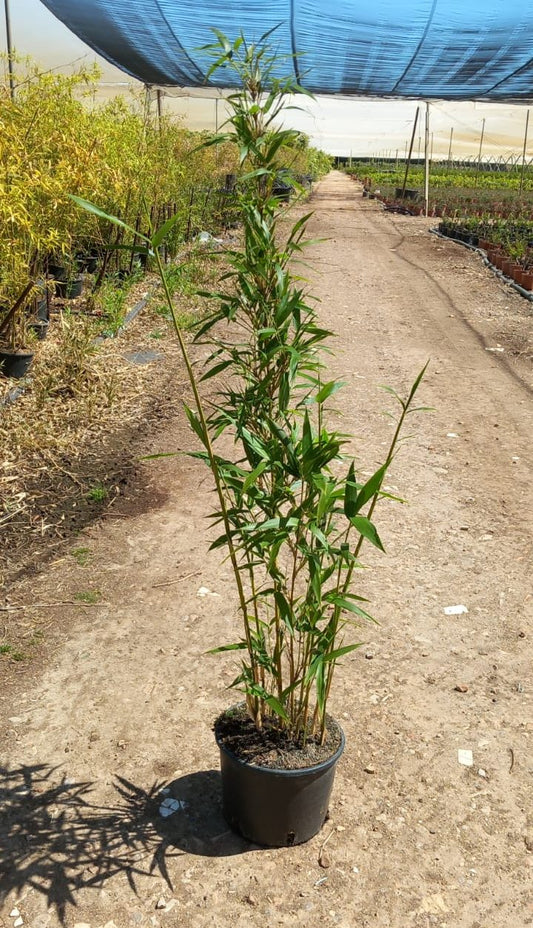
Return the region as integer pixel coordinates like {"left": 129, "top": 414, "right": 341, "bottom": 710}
{"left": 86, "top": 486, "right": 108, "bottom": 502}
{"left": 72, "top": 546, "right": 92, "bottom": 566}
{"left": 346, "top": 159, "right": 533, "bottom": 221}
{"left": 189, "top": 33, "right": 426, "bottom": 743}
{"left": 0, "top": 643, "right": 26, "bottom": 660}
{"left": 72, "top": 31, "right": 425, "bottom": 747}
{"left": 74, "top": 590, "right": 102, "bottom": 604}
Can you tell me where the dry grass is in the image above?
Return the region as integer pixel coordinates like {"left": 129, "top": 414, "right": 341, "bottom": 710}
{"left": 0, "top": 249, "right": 222, "bottom": 586}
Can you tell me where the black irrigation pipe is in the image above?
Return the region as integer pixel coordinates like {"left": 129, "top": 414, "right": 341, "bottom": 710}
{"left": 429, "top": 228, "right": 533, "bottom": 303}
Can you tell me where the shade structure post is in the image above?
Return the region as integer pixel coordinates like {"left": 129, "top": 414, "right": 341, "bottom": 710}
{"left": 3, "top": 0, "right": 15, "bottom": 102}
{"left": 519, "top": 109, "right": 530, "bottom": 197}
{"left": 477, "top": 117, "right": 486, "bottom": 173}
{"left": 424, "top": 102, "right": 430, "bottom": 217}
{"left": 401, "top": 106, "right": 419, "bottom": 198}
{"left": 447, "top": 127, "right": 453, "bottom": 168}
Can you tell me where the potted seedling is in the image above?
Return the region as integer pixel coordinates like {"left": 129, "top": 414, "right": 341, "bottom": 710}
{"left": 72, "top": 29, "right": 426, "bottom": 847}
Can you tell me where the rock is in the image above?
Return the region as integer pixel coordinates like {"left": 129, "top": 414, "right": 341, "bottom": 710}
{"left": 363, "top": 765, "right": 376, "bottom": 774}
{"left": 9, "top": 910, "right": 20, "bottom": 919}
{"left": 454, "top": 684, "right": 469, "bottom": 693}
{"left": 524, "top": 831, "right": 533, "bottom": 852}
{"left": 156, "top": 898, "right": 167, "bottom": 910}
{"left": 319, "top": 851, "right": 331, "bottom": 868}
{"left": 13, "top": 920, "right": 23, "bottom": 928}
{"left": 419, "top": 893, "right": 448, "bottom": 914}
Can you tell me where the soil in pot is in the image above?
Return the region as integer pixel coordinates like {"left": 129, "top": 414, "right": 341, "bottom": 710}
{"left": 214, "top": 706, "right": 345, "bottom": 847}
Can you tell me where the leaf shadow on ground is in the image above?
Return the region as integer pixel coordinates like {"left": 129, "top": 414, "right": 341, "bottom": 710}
{"left": 0, "top": 763, "right": 251, "bottom": 923}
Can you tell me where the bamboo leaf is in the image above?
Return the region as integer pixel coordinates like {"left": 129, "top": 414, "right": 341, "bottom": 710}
{"left": 208, "top": 642, "right": 247, "bottom": 653}
{"left": 322, "top": 643, "right": 363, "bottom": 662}
{"left": 152, "top": 212, "right": 183, "bottom": 248}
{"left": 69, "top": 196, "right": 149, "bottom": 242}
{"left": 184, "top": 405, "right": 207, "bottom": 446}
{"left": 353, "top": 462, "right": 388, "bottom": 513}
{"left": 315, "top": 380, "right": 344, "bottom": 403}
{"left": 349, "top": 515, "right": 385, "bottom": 552}
{"left": 344, "top": 462, "right": 358, "bottom": 518}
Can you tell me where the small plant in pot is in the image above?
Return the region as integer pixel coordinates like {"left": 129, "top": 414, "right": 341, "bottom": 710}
{"left": 0, "top": 278, "right": 40, "bottom": 379}
{"left": 72, "top": 30, "right": 426, "bottom": 848}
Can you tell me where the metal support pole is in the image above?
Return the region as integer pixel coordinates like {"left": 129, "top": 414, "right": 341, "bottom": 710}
{"left": 447, "top": 127, "right": 453, "bottom": 168}
{"left": 424, "top": 102, "right": 430, "bottom": 217}
{"left": 519, "top": 109, "right": 530, "bottom": 197}
{"left": 3, "top": 0, "right": 15, "bottom": 102}
{"left": 477, "top": 117, "right": 486, "bottom": 172}
{"left": 156, "top": 88, "right": 163, "bottom": 130}
{"left": 401, "top": 106, "right": 419, "bottom": 198}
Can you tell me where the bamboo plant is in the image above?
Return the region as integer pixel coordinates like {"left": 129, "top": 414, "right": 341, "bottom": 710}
{"left": 72, "top": 30, "right": 426, "bottom": 749}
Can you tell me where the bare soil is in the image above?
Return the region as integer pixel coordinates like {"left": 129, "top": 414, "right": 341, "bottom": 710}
{"left": 1, "top": 171, "right": 532, "bottom": 928}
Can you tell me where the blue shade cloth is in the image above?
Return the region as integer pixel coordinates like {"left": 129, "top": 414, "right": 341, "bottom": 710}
{"left": 40, "top": 0, "right": 533, "bottom": 101}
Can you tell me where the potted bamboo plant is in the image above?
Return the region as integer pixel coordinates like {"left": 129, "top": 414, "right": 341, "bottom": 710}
{"left": 72, "top": 29, "right": 426, "bottom": 847}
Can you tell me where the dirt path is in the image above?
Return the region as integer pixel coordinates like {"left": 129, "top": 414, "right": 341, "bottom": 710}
{"left": 1, "top": 171, "right": 532, "bottom": 928}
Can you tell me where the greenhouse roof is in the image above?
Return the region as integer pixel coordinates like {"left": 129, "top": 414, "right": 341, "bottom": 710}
{"left": 41, "top": 0, "right": 533, "bottom": 102}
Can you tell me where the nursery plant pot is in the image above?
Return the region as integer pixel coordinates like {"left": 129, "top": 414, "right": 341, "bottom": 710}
{"left": 518, "top": 270, "right": 533, "bottom": 291}
{"left": 491, "top": 251, "right": 505, "bottom": 270}
{"left": 55, "top": 275, "right": 84, "bottom": 299}
{"left": 215, "top": 713, "right": 345, "bottom": 847}
{"left": 0, "top": 348, "right": 34, "bottom": 379}
{"left": 30, "top": 320, "right": 49, "bottom": 341}
{"left": 395, "top": 187, "right": 418, "bottom": 200}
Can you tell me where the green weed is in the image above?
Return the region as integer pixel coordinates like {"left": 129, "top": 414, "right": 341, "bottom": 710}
{"left": 74, "top": 590, "right": 102, "bottom": 604}
{"left": 86, "top": 486, "right": 108, "bottom": 502}
{"left": 72, "top": 546, "right": 92, "bottom": 566}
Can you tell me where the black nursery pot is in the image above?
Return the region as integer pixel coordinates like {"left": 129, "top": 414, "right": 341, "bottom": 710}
{"left": 0, "top": 349, "right": 34, "bottom": 379}
{"left": 215, "top": 720, "right": 345, "bottom": 847}
{"left": 55, "top": 276, "right": 83, "bottom": 299}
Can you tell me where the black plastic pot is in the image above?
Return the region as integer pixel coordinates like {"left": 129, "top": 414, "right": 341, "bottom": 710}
{"left": 55, "top": 275, "right": 84, "bottom": 299}
{"left": 395, "top": 187, "right": 418, "bottom": 200}
{"left": 30, "top": 320, "right": 49, "bottom": 341}
{"left": 0, "top": 348, "right": 34, "bottom": 379}
{"left": 215, "top": 720, "right": 345, "bottom": 847}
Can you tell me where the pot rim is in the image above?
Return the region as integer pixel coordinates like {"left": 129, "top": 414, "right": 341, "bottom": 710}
{"left": 215, "top": 711, "right": 345, "bottom": 777}
{"left": 0, "top": 347, "right": 35, "bottom": 358}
